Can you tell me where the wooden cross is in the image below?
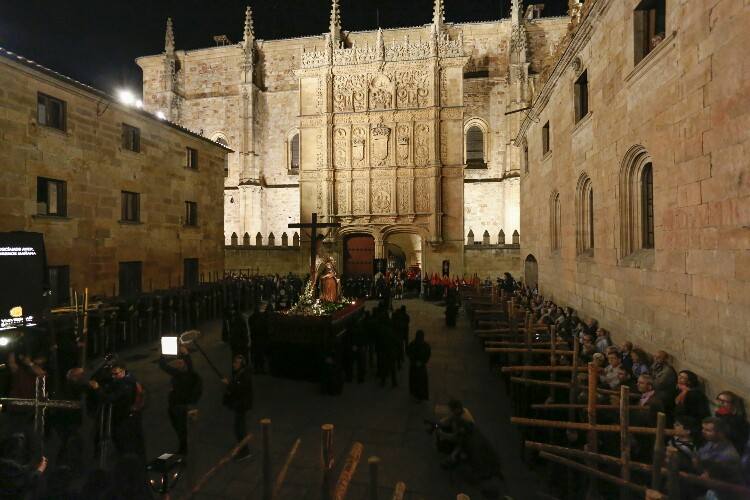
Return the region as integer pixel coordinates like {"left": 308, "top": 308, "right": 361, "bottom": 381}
{"left": 288, "top": 212, "right": 341, "bottom": 275}
{"left": 0, "top": 376, "right": 80, "bottom": 454}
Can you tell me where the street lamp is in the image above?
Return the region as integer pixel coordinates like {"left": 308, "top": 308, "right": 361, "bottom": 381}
{"left": 117, "top": 89, "right": 136, "bottom": 106}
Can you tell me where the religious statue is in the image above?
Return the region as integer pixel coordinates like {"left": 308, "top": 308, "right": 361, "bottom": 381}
{"left": 318, "top": 257, "right": 341, "bottom": 302}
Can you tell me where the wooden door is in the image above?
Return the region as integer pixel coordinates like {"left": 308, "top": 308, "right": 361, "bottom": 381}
{"left": 344, "top": 235, "right": 375, "bottom": 277}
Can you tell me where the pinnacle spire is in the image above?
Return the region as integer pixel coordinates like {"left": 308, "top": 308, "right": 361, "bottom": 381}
{"left": 329, "top": 0, "right": 341, "bottom": 45}
{"left": 165, "top": 17, "right": 175, "bottom": 54}
{"left": 433, "top": 0, "right": 445, "bottom": 28}
{"left": 511, "top": 0, "right": 523, "bottom": 25}
{"left": 242, "top": 5, "right": 255, "bottom": 49}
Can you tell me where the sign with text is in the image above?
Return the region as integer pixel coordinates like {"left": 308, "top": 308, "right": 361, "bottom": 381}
{"left": 0, "top": 232, "right": 47, "bottom": 331}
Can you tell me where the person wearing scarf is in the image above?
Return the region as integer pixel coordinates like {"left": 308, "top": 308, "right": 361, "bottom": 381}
{"left": 714, "top": 391, "right": 749, "bottom": 454}
{"left": 674, "top": 370, "right": 710, "bottom": 422}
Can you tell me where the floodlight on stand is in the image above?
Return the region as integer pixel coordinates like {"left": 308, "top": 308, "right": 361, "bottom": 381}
{"left": 161, "top": 336, "right": 178, "bottom": 356}
{"left": 146, "top": 453, "right": 185, "bottom": 495}
{"left": 117, "top": 89, "right": 136, "bottom": 106}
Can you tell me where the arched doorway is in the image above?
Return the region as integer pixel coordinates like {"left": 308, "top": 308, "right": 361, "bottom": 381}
{"left": 343, "top": 234, "right": 375, "bottom": 277}
{"left": 524, "top": 254, "right": 538, "bottom": 290}
{"left": 384, "top": 233, "right": 422, "bottom": 271}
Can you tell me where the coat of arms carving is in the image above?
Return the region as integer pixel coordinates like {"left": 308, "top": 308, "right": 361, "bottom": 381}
{"left": 371, "top": 123, "right": 391, "bottom": 166}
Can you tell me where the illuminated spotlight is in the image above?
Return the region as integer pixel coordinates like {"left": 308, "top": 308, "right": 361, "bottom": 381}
{"left": 0, "top": 337, "right": 9, "bottom": 347}
{"left": 117, "top": 89, "right": 136, "bottom": 106}
{"left": 135, "top": 99, "right": 143, "bottom": 109}
{"left": 156, "top": 111, "right": 166, "bottom": 120}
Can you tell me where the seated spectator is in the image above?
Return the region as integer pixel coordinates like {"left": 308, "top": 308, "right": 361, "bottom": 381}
{"left": 696, "top": 417, "right": 743, "bottom": 485}
{"left": 635, "top": 374, "right": 669, "bottom": 426}
{"left": 667, "top": 415, "right": 701, "bottom": 474}
{"left": 600, "top": 352, "right": 626, "bottom": 390}
{"left": 675, "top": 370, "right": 710, "bottom": 422}
{"left": 595, "top": 328, "right": 611, "bottom": 353}
{"left": 714, "top": 391, "right": 749, "bottom": 455}
{"left": 620, "top": 341, "right": 634, "bottom": 372}
{"left": 651, "top": 350, "right": 677, "bottom": 398}
{"left": 581, "top": 333, "right": 597, "bottom": 363}
{"left": 630, "top": 348, "right": 651, "bottom": 378}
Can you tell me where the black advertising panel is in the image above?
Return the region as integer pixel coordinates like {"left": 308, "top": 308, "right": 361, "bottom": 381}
{"left": 0, "top": 232, "right": 47, "bottom": 331}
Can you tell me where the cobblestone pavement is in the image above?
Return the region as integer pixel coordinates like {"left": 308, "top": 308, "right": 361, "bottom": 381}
{"left": 74, "top": 299, "right": 546, "bottom": 499}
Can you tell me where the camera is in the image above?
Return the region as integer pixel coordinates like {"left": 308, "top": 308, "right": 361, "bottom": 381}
{"left": 423, "top": 419, "right": 440, "bottom": 435}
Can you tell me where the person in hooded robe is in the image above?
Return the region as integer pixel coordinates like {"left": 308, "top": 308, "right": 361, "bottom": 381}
{"left": 406, "top": 330, "right": 431, "bottom": 401}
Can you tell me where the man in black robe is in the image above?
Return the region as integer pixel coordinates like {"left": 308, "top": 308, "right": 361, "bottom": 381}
{"left": 406, "top": 330, "right": 431, "bottom": 401}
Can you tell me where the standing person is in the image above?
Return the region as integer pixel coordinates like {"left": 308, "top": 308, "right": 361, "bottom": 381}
{"left": 406, "top": 330, "right": 431, "bottom": 401}
{"left": 350, "top": 315, "right": 367, "bottom": 383}
{"left": 222, "top": 355, "right": 254, "bottom": 461}
{"left": 158, "top": 345, "right": 202, "bottom": 455}
{"left": 375, "top": 310, "right": 397, "bottom": 388}
{"left": 228, "top": 309, "right": 249, "bottom": 367}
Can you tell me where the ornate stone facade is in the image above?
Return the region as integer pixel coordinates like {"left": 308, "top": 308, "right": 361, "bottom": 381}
{"left": 136, "top": 2, "right": 568, "bottom": 274}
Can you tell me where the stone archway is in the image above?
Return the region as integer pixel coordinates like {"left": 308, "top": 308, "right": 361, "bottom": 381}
{"left": 524, "top": 254, "right": 538, "bottom": 289}
{"left": 384, "top": 232, "right": 422, "bottom": 271}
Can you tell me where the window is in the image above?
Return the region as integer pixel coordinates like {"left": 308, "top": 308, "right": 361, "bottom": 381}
{"left": 634, "top": 0, "right": 666, "bottom": 64}
{"left": 576, "top": 173, "right": 594, "bottom": 254}
{"left": 542, "top": 122, "right": 550, "bottom": 156}
{"left": 574, "top": 70, "right": 589, "bottom": 123}
{"left": 47, "top": 265, "right": 70, "bottom": 306}
{"left": 118, "top": 261, "right": 142, "bottom": 297}
{"left": 121, "top": 191, "right": 140, "bottom": 222}
{"left": 37, "top": 93, "right": 66, "bottom": 131}
{"left": 122, "top": 124, "right": 140, "bottom": 152}
{"left": 619, "top": 145, "right": 655, "bottom": 257}
{"left": 550, "top": 191, "right": 561, "bottom": 251}
{"left": 184, "top": 258, "right": 199, "bottom": 288}
{"left": 289, "top": 133, "right": 300, "bottom": 172}
{"left": 465, "top": 126, "right": 486, "bottom": 167}
{"left": 36, "top": 177, "right": 67, "bottom": 216}
{"left": 186, "top": 147, "right": 198, "bottom": 169}
{"left": 641, "top": 164, "right": 654, "bottom": 248}
{"left": 185, "top": 201, "right": 198, "bottom": 226}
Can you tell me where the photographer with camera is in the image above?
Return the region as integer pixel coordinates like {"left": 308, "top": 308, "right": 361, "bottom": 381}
{"left": 430, "top": 399, "right": 476, "bottom": 469}
{"left": 221, "top": 354, "right": 253, "bottom": 462}
{"left": 88, "top": 357, "right": 146, "bottom": 460}
{"left": 158, "top": 344, "right": 202, "bottom": 455}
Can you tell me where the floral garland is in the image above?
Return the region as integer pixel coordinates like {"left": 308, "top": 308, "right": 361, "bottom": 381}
{"left": 285, "top": 280, "right": 355, "bottom": 316}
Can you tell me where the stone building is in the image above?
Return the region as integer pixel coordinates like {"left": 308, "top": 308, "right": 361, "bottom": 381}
{"left": 136, "top": 0, "right": 568, "bottom": 276}
{"left": 0, "top": 47, "right": 229, "bottom": 302}
{"left": 516, "top": 0, "right": 750, "bottom": 398}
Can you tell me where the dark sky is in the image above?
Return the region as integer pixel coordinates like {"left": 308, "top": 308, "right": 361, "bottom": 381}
{"left": 1, "top": 0, "right": 568, "bottom": 96}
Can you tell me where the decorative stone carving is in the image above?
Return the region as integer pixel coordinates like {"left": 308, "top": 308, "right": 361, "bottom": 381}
{"left": 414, "top": 123, "right": 431, "bottom": 166}
{"left": 414, "top": 177, "right": 431, "bottom": 212}
{"left": 369, "top": 73, "right": 392, "bottom": 110}
{"left": 316, "top": 184, "right": 323, "bottom": 211}
{"left": 334, "top": 128, "right": 348, "bottom": 167}
{"left": 371, "top": 179, "right": 392, "bottom": 213}
{"left": 398, "top": 178, "right": 411, "bottom": 213}
{"left": 370, "top": 123, "right": 391, "bottom": 166}
{"left": 396, "top": 70, "right": 430, "bottom": 108}
{"left": 333, "top": 74, "right": 367, "bottom": 112}
{"left": 352, "top": 127, "right": 366, "bottom": 164}
{"left": 352, "top": 181, "right": 367, "bottom": 213}
{"left": 397, "top": 124, "right": 410, "bottom": 164}
{"left": 336, "top": 182, "right": 349, "bottom": 214}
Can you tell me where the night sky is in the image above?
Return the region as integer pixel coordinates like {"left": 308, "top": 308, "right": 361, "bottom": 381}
{"left": 1, "top": 0, "right": 568, "bottom": 96}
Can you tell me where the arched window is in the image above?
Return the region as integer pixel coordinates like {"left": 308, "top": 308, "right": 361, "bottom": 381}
{"left": 619, "top": 145, "right": 655, "bottom": 257}
{"left": 289, "top": 133, "right": 300, "bottom": 172}
{"left": 550, "top": 191, "right": 561, "bottom": 251}
{"left": 576, "top": 173, "right": 594, "bottom": 255}
{"left": 464, "top": 118, "right": 489, "bottom": 168}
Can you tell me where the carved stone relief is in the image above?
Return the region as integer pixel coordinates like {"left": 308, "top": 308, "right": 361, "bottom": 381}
{"left": 352, "top": 180, "right": 367, "bottom": 214}
{"left": 334, "top": 128, "right": 348, "bottom": 167}
{"left": 371, "top": 179, "right": 392, "bottom": 213}
{"left": 370, "top": 123, "right": 391, "bottom": 166}
{"left": 336, "top": 182, "right": 349, "bottom": 214}
{"left": 369, "top": 73, "right": 393, "bottom": 110}
{"left": 414, "top": 123, "right": 431, "bottom": 166}
{"left": 414, "top": 177, "right": 431, "bottom": 212}
{"left": 396, "top": 124, "right": 410, "bottom": 165}
{"left": 398, "top": 178, "right": 411, "bottom": 213}
{"left": 352, "top": 127, "right": 366, "bottom": 165}
{"left": 396, "top": 70, "right": 430, "bottom": 108}
{"left": 333, "top": 74, "right": 367, "bottom": 112}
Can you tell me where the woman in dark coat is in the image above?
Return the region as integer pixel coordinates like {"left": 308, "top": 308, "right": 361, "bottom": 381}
{"left": 674, "top": 370, "right": 710, "bottom": 422}
{"left": 406, "top": 330, "right": 431, "bottom": 401}
{"left": 222, "top": 354, "right": 254, "bottom": 461}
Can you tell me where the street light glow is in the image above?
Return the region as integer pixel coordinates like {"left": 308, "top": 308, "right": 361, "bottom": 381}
{"left": 117, "top": 89, "right": 136, "bottom": 106}
{"left": 0, "top": 337, "right": 10, "bottom": 347}
{"left": 156, "top": 111, "right": 166, "bottom": 120}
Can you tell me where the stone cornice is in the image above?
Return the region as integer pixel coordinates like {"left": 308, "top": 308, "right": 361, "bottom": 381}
{"left": 513, "top": 0, "right": 608, "bottom": 146}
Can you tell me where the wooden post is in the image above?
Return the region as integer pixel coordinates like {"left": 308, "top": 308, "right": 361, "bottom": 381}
{"left": 586, "top": 362, "right": 598, "bottom": 499}
{"left": 391, "top": 481, "right": 406, "bottom": 500}
{"left": 619, "top": 385, "right": 631, "bottom": 500}
{"left": 550, "top": 325, "right": 557, "bottom": 401}
{"left": 261, "top": 418, "right": 272, "bottom": 500}
{"left": 321, "top": 424, "right": 334, "bottom": 500}
{"left": 80, "top": 288, "right": 89, "bottom": 369}
{"left": 333, "top": 443, "right": 363, "bottom": 500}
{"left": 273, "top": 438, "right": 301, "bottom": 499}
{"left": 186, "top": 409, "right": 199, "bottom": 490}
{"left": 651, "top": 412, "right": 666, "bottom": 490}
{"left": 666, "top": 447, "right": 680, "bottom": 500}
{"left": 368, "top": 456, "right": 380, "bottom": 500}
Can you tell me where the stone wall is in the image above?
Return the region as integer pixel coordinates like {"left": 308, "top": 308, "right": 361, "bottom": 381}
{"left": 0, "top": 51, "right": 227, "bottom": 297}
{"left": 464, "top": 245, "right": 522, "bottom": 278}
{"left": 518, "top": 0, "right": 750, "bottom": 399}
{"left": 225, "top": 245, "right": 304, "bottom": 275}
